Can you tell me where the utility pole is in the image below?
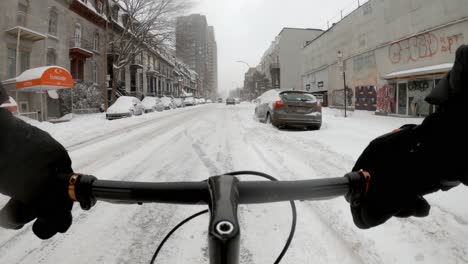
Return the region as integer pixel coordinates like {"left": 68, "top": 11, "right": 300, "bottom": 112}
{"left": 338, "top": 50, "right": 347, "bottom": 117}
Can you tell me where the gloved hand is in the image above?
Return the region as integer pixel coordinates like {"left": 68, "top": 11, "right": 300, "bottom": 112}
{"left": 349, "top": 44, "right": 468, "bottom": 229}
{"left": 0, "top": 109, "right": 74, "bottom": 239}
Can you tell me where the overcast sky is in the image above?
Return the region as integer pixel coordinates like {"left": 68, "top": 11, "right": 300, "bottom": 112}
{"left": 191, "top": 0, "right": 363, "bottom": 96}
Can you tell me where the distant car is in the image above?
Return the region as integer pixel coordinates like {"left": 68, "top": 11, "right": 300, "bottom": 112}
{"left": 106, "top": 96, "right": 144, "bottom": 120}
{"left": 226, "top": 97, "right": 235, "bottom": 105}
{"left": 217, "top": 98, "right": 223, "bottom": 103}
{"left": 0, "top": 96, "right": 18, "bottom": 115}
{"left": 160, "top": 96, "right": 175, "bottom": 110}
{"left": 200, "top": 98, "right": 206, "bottom": 104}
{"left": 173, "top": 98, "right": 184, "bottom": 108}
{"left": 254, "top": 89, "right": 322, "bottom": 130}
{"left": 184, "top": 96, "right": 195, "bottom": 106}
{"left": 234, "top": 98, "right": 240, "bottom": 104}
{"left": 141, "top": 96, "right": 159, "bottom": 113}
{"left": 206, "top": 99, "right": 213, "bottom": 103}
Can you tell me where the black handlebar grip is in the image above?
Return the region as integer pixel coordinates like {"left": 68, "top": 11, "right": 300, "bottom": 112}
{"left": 69, "top": 174, "right": 98, "bottom": 210}
{"left": 344, "top": 171, "right": 370, "bottom": 207}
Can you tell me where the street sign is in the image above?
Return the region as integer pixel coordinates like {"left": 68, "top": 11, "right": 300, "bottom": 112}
{"left": 337, "top": 50, "right": 344, "bottom": 73}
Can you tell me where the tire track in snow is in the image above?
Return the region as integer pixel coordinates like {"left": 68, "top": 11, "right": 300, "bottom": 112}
{"left": 233, "top": 108, "right": 372, "bottom": 263}
{"left": 235, "top": 107, "right": 468, "bottom": 263}
{"left": 0, "top": 108, "right": 212, "bottom": 263}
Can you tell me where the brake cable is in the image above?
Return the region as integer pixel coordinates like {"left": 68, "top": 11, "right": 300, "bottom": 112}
{"left": 150, "top": 171, "right": 297, "bottom": 264}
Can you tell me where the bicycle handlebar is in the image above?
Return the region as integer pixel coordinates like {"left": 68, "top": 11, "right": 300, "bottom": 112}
{"left": 67, "top": 171, "right": 370, "bottom": 264}
{"left": 69, "top": 171, "right": 369, "bottom": 206}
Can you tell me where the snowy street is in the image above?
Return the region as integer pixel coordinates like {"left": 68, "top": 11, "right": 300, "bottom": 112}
{"left": 1, "top": 103, "right": 467, "bottom": 263}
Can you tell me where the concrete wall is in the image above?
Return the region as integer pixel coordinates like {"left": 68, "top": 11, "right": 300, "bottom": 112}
{"left": 277, "top": 29, "right": 322, "bottom": 90}
{"left": 302, "top": 0, "right": 468, "bottom": 110}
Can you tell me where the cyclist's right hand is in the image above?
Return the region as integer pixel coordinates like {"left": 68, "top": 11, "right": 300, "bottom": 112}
{"left": 347, "top": 125, "right": 462, "bottom": 229}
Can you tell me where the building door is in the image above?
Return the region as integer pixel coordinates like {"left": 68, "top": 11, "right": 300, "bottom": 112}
{"left": 397, "top": 82, "right": 408, "bottom": 115}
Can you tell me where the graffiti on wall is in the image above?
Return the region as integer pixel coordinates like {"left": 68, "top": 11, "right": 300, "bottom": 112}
{"left": 388, "top": 32, "right": 464, "bottom": 64}
{"left": 440, "top": 33, "right": 464, "bottom": 53}
{"left": 376, "top": 84, "right": 395, "bottom": 113}
{"left": 355, "top": 86, "right": 377, "bottom": 111}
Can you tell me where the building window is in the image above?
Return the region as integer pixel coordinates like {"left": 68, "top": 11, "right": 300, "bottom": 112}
{"left": 48, "top": 7, "right": 58, "bottom": 36}
{"left": 17, "top": 0, "right": 29, "bottom": 26}
{"left": 93, "top": 32, "right": 99, "bottom": 51}
{"left": 7, "top": 48, "right": 30, "bottom": 78}
{"left": 74, "top": 23, "right": 82, "bottom": 47}
{"left": 7, "top": 49, "right": 16, "bottom": 78}
{"left": 111, "top": 5, "right": 119, "bottom": 20}
{"left": 92, "top": 61, "right": 98, "bottom": 84}
{"left": 96, "top": 0, "right": 103, "bottom": 14}
{"left": 47, "top": 48, "right": 57, "bottom": 66}
{"left": 19, "top": 101, "right": 29, "bottom": 112}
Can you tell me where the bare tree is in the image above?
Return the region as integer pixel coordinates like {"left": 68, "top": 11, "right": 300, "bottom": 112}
{"left": 107, "top": 0, "right": 192, "bottom": 104}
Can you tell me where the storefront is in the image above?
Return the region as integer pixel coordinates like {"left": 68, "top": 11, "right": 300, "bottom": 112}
{"left": 381, "top": 63, "right": 452, "bottom": 117}
{"left": 2, "top": 66, "right": 74, "bottom": 121}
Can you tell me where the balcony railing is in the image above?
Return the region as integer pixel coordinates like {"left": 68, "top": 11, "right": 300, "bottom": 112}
{"left": 70, "top": 37, "right": 93, "bottom": 50}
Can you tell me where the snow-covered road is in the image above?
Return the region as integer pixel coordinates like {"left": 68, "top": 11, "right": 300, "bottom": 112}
{"left": 1, "top": 103, "right": 467, "bottom": 263}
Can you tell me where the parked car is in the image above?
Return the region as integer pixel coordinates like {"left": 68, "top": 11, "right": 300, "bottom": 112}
{"left": 217, "top": 98, "right": 223, "bottom": 103}
{"left": 200, "top": 98, "right": 206, "bottom": 104}
{"left": 254, "top": 89, "right": 322, "bottom": 130}
{"left": 173, "top": 97, "right": 184, "bottom": 108}
{"left": 154, "top": 98, "right": 165, "bottom": 112}
{"left": 206, "top": 99, "right": 213, "bottom": 103}
{"left": 234, "top": 98, "right": 241, "bottom": 104}
{"left": 184, "top": 96, "right": 195, "bottom": 106}
{"left": 160, "top": 96, "right": 175, "bottom": 110}
{"left": 226, "top": 97, "right": 236, "bottom": 105}
{"left": 141, "top": 96, "right": 159, "bottom": 113}
{"left": 106, "top": 96, "right": 144, "bottom": 120}
{"left": 0, "top": 96, "right": 18, "bottom": 115}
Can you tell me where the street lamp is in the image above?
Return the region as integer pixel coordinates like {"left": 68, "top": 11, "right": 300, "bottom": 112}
{"left": 236, "top": 60, "right": 251, "bottom": 69}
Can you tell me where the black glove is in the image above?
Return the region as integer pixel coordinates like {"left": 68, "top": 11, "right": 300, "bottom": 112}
{"left": 0, "top": 109, "right": 74, "bottom": 239}
{"left": 348, "top": 44, "right": 468, "bottom": 229}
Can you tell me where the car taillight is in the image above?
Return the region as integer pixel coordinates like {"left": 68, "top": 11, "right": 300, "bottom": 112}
{"left": 274, "top": 100, "right": 284, "bottom": 108}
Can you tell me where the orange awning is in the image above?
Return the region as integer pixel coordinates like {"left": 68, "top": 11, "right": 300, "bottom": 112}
{"left": 15, "top": 66, "right": 74, "bottom": 91}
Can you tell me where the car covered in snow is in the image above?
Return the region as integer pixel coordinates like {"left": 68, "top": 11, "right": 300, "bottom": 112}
{"left": 254, "top": 89, "right": 322, "bottom": 130}
{"left": 234, "top": 98, "right": 241, "bottom": 104}
{"left": 184, "top": 96, "right": 195, "bottom": 106}
{"left": 173, "top": 98, "right": 184, "bottom": 108}
{"left": 160, "top": 96, "right": 175, "bottom": 110}
{"left": 0, "top": 96, "right": 18, "bottom": 115}
{"left": 106, "top": 96, "right": 144, "bottom": 120}
{"left": 206, "top": 99, "right": 213, "bottom": 103}
{"left": 141, "top": 96, "right": 158, "bottom": 113}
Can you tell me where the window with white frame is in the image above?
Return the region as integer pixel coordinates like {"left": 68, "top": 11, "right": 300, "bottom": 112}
{"left": 17, "top": 0, "right": 29, "bottom": 26}
{"left": 92, "top": 61, "right": 98, "bottom": 84}
{"left": 93, "top": 32, "right": 99, "bottom": 51}
{"left": 47, "top": 48, "right": 57, "bottom": 66}
{"left": 48, "top": 7, "right": 58, "bottom": 36}
{"left": 7, "top": 49, "right": 16, "bottom": 78}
